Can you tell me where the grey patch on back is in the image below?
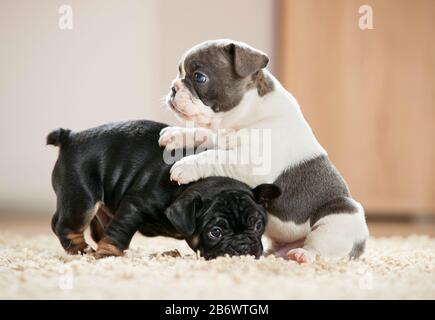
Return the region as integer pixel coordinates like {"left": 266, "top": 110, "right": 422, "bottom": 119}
{"left": 269, "top": 155, "right": 356, "bottom": 225}
{"left": 311, "top": 196, "right": 359, "bottom": 226}
{"left": 349, "top": 240, "right": 366, "bottom": 259}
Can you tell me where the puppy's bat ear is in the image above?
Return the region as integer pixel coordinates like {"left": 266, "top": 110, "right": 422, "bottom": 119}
{"left": 252, "top": 184, "right": 281, "bottom": 205}
{"left": 225, "top": 42, "right": 269, "bottom": 78}
{"left": 164, "top": 192, "right": 202, "bottom": 237}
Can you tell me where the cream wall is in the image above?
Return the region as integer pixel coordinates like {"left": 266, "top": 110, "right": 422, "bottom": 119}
{"left": 0, "top": 0, "right": 276, "bottom": 215}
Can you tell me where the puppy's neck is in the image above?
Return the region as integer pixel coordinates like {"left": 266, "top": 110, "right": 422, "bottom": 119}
{"left": 209, "top": 70, "right": 327, "bottom": 163}
{"left": 206, "top": 70, "right": 272, "bottom": 130}
{"left": 209, "top": 90, "right": 261, "bottom": 130}
{"left": 209, "top": 70, "right": 301, "bottom": 130}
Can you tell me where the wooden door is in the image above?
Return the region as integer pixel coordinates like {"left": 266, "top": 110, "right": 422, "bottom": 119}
{"left": 277, "top": 0, "right": 435, "bottom": 214}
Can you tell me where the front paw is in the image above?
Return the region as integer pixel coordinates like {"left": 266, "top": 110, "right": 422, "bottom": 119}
{"left": 159, "top": 127, "right": 187, "bottom": 150}
{"left": 170, "top": 157, "right": 201, "bottom": 185}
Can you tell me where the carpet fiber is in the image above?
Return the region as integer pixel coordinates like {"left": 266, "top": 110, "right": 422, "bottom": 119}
{"left": 1, "top": 232, "right": 434, "bottom": 299}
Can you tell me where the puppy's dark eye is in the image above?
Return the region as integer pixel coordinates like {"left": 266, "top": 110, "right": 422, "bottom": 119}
{"left": 208, "top": 227, "right": 222, "bottom": 240}
{"left": 254, "top": 220, "right": 263, "bottom": 232}
{"left": 194, "top": 72, "right": 207, "bottom": 84}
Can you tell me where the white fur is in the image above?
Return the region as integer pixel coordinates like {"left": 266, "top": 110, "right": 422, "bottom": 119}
{"left": 265, "top": 215, "right": 311, "bottom": 243}
{"left": 265, "top": 200, "right": 369, "bottom": 263}
{"left": 159, "top": 126, "right": 237, "bottom": 151}
{"left": 164, "top": 71, "right": 327, "bottom": 187}
{"left": 303, "top": 200, "right": 369, "bottom": 259}
{"left": 168, "top": 79, "right": 215, "bottom": 126}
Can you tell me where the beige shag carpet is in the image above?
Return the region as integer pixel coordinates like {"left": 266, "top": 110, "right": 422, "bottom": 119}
{"left": 1, "top": 232, "right": 434, "bottom": 299}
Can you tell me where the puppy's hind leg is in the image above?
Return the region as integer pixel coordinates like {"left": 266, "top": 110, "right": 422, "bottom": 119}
{"left": 288, "top": 198, "right": 369, "bottom": 263}
{"left": 266, "top": 239, "right": 305, "bottom": 259}
{"left": 52, "top": 201, "right": 100, "bottom": 255}
{"left": 93, "top": 200, "right": 143, "bottom": 259}
{"left": 89, "top": 202, "right": 114, "bottom": 243}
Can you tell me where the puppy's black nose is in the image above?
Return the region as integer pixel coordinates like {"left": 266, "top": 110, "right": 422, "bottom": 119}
{"left": 171, "top": 86, "right": 177, "bottom": 96}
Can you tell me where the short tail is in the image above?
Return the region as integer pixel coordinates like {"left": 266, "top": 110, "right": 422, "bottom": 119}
{"left": 46, "top": 128, "right": 71, "bottom": 147}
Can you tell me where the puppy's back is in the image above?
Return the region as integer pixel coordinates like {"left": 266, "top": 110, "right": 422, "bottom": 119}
{"left": 47, "top": 120, "right": 167, "bottom": 150}
{"left": 47, "top": 120, "right": 169, "bottom": 203}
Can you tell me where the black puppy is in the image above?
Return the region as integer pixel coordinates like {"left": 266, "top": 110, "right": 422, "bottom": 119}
{"left": 47, "top": 120, "right": 280, "bottom": 259}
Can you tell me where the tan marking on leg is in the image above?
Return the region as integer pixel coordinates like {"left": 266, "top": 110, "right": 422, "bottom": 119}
{"left": 65, "top": 232, "right": 88, "bottom": 254}
{"left": 93, "top": 237, "right": 124, "bottom": 259}
{"left": 89, "top": 202, "right": 114, "bottom": 243}
{"left": 95, "top": 202, "right": 114, "bottom": 226}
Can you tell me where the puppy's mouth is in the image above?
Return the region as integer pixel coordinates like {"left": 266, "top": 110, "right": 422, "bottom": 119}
{"left": 166, "top": 97, "right": 195, "bottom": 119}
{"left": 229, "top": 245, "right": 262, "bottom": 259}
{"left": 201, "top": 244, "right": 262, "bottom": 260}
{"left": 167, "top": 99, "right": 186, "bottom": 115}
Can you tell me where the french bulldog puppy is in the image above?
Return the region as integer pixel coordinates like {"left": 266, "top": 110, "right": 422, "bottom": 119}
{"left": 159, "top": 40, "right": 369, "bottom": 263}
{"left": 47, "top": 120, "right": 280, "bottom": 260}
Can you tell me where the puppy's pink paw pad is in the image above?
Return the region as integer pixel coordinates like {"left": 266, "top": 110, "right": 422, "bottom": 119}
{"left": 287, "top": 248, "right": 315, "bottom": 264}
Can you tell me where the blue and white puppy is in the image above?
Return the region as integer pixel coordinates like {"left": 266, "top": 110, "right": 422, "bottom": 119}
{"left": 159, "top": 39, "right": 369, "bottom": 263}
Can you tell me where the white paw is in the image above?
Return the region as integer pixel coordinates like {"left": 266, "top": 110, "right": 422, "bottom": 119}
{"left": 159, "top": 127, "right": 187, "bottom": 149}
{"left": 170, "top": 156, "right": 201, "bottom": 185}
{"left": 287, "top": 248, "right": 316, "bottom": 264}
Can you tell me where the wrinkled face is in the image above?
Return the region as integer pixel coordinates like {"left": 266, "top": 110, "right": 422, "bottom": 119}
{"left": 165, "top": 182, "right": 281, "bottom": 260}
{"left": 166, "top": 39, "right": 270, "bottom": 126}
{"left": 193, "top": 192, "right": 267, "bottom": 260}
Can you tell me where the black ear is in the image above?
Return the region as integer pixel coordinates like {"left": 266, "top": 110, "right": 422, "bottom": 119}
{"left": 252, "top": 184, "right": 281, "bottom": 204}
{"left": 225, "top": 42, "right": 269, "bottom": 77}
{"left": 164, "top": 192, "right": 202, "bottom": 237}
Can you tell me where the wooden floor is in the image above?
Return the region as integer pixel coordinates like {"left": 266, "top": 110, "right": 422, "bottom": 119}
{"left": 0, "top": 215, "right": 434, "bottom": 237}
